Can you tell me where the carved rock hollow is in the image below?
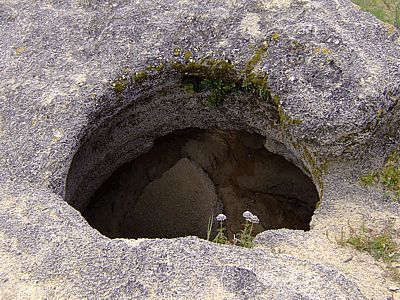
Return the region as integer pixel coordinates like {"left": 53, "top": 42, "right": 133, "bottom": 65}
{"left": 1, "top": 0, "right": 400, "bottom": 298}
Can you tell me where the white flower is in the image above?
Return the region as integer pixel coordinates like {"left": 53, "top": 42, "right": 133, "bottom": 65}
{"left": 251, "top": 215, "right": 259, "bottom": 224}
{"left": 243, "top": 211, "right": 253, "bottom": 219}
{"left": 216, "top": 214, "right": 227, "bottom": 222}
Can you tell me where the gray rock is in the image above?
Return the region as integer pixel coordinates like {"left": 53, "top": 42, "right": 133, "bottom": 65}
{"left": 181, "top": 139, "right": 217, "bottom": 175}
{"left": 131, "top": 158, "right": 222, "bottom": 239}
{"left": 1, "top": 0, "right": 400, "bottom": 298}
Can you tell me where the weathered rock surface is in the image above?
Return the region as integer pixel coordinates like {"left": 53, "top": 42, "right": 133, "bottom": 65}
{"left": 1, "top": 0, "right": 400, "bottom": 298}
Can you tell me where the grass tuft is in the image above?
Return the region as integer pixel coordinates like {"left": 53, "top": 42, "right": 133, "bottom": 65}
{"left": 351, "top": 0, "right": 400, "bottom": 29}
{"left": 360, "top": 147, "right": 400, "bottom": 200}
{"left": 333, "top": 218, "right": 400, "bottom": 281}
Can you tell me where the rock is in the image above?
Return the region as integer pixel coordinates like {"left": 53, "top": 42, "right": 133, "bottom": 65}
{"left": 236, "top": 130, "right": 265, "bottom": 150}
{"left": 181, "top": 139, "right": 217, "bottom": 175}
{"left": 83, "top": 128, "right": 319, "bottom": 240}
{"left": 234, "top": 149, "right": 318, "bottom": 209}
{"left": 130, "top": 158, "right": 223, "bottom": 239}
{"left": 200, "top": 129, "right": 231, "bottom": 164}
{"left": 1, "top": 0, "right": 400, "bottom": 298}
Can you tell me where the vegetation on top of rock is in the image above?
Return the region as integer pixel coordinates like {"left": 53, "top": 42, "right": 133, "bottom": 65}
{"left": 360, "top": 147, "right": 400, "bottom": 200}
{"left": 351, "top": 0, "right": 400, "bottom": 29}
{"left": 200, "top": 79, "right": 237, "bottom": 107}
{"left": 333, "top": 218, "right": 400, "bottom": 282}
{"left": 110, "top": 43, "right": 302, "bottom": 129}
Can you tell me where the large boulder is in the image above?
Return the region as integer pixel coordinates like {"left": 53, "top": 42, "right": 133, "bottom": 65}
{"left": 1, "top": 0, "right": 400, "bottom": 298}
{"left": 131, "top": 157, "right": 223, "bottom": 239}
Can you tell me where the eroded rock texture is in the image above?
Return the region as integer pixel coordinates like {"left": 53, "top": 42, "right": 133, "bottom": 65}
{"left": 1, "top": 0, "right": 400, "bottom": 298}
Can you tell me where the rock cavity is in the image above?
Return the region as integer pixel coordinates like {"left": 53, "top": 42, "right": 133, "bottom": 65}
{"left": 82, "top": 128, "right": 319, "bottom": 240}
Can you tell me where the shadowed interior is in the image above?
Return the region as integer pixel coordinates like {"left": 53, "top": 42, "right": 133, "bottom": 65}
{"left": 81, "top": 128, "right": 320, "bottom": 240}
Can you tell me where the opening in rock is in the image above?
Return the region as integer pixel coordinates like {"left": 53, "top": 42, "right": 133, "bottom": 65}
{"left": 80, "top": 128, "right": 319, "bottom": 240}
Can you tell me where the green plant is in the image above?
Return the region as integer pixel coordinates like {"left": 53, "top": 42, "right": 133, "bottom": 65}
{"left": 131, "top": 43, "right": 284, "bottom": 112}
{"left": 360, "top": 147, "right": 400, "bottom": 199}
{"left": 241, "top": 80, "right": 253, "bottom": 96}
{"left": 360, "top": 170, "right": 379, "bottom": 186}
{"left": 241, "top": 80, "right": 271, "bottom": 100}
{"left": 201, "top": 79, "right": 237, "bottom": 107}
{"left": 334, "top": 219, "right": 400, "bottom": 281}
{"left": 206, "top": 214, "right": 214, "bottom": 241}
{"left": 236, "top": 211, "right": 259, "bottom": 248}
{"left": 381, "top": 149, "right": 400, "bottom": 193}
{"left": 208, "top": 211, "right": 260, "bottom": 248}
{"left": 351, "top": 0, "right": 400, "bottom": 29}
{"left": 213, "top": 214, "right": 228, "bottom": 244}
{"left": 184, "top": 83, "right": 195, "bottom": 94}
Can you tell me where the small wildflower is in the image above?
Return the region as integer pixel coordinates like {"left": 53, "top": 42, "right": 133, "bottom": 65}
{"left": 251, "top": 215, "right": 259, "bottom": 224}
{"left": 216, "top": 214, "right": 227, "bottom": 222}
{"left": 214, "top": 214, "right": 228, "bottom": 244}
{"left": 243, "top": 211, "right": 253, "bottom": 219}
{"left": 210, "top": 211, "right": 261, "bottom": 248}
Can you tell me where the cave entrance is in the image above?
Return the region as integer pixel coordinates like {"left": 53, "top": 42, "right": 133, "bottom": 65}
{"left": 81, "top": 128, "right": 319, "bottom": 241}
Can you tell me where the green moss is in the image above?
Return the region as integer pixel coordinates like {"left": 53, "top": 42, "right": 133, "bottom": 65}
{"left": 169, "top": 47, "right": 273, "bottom": 106}
{"left": 113, "top": 81, "right": 125, "bottom": 93}
{"left": 321, "top": 161, "right": 329, "bottom": 172}
{"left": 313, "top": 47, "right": 332, "bottom": 55}
{"left": 107, "top": 44, "right": 306, "bottom": 126}
{"left": 302, "top": 146, "right": 325, "bottom": 196}
{"left": 272, "top": 33, "right": 280, "bottom": 40}
{"left": 290, "top": 137, "right": 326, "bottom": 199}
{"left": 133, "top": 71, "right": 147, "bottom": 83}
{"left": 171, "top": 58, "right": 236, "bottom": 82}
{"left": 272, "top": 95, "right": 280, "bottom": 106}
{"left": 171, "top": 61, "right": 183, "bottom": 70}
{"left": 278, "top": 107, "right": 302, "bottom": 126}
{"left": 184, "top": 83, "right": 196, "bottom": 94}
{"left": 181, "top": 61, "right": 204, "bottom": 73}
{"left": 111, "top": 43, "right": 286, "bottom": 113}
{"left": 243, "top": 44, "right": 268, "bottom": 75}
{"left": 155, "top": 63, "right": 166, "bottom": 71}
{"left": 238, "top": 42, "right": 288, "bottom": 102}
{"left": 184, "top": 52, "right": 192, "bottom": 59}
{"left": 112, "top": 76, "right": 129, "bottom": 93}
{"left": 315, "top": 201, "right": 321, "bottom": 209}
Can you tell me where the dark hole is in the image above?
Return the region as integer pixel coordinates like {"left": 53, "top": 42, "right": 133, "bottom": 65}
{"left": 181, "top": 75, "right": 204, "bottom": 93}
{"left": 82, "top": 128, "right": 320, "bottom": 240}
